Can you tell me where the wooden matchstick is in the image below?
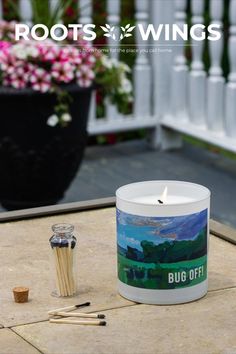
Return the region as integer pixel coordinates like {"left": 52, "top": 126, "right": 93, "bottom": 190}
{"left": 48, "top": 302, "right": 90, "bottom": 315}
{"left": 54, "top": 250, "right": 63, "bottom": 296}
{"left": 50, "top": 319, "right": 106, "bottom": 326}
{"left": 58, "top": 247, "right": 70, "bottom": 295}
{"left": 50, "top": 311, "right": 105, "bottom": 319}
{"left": 67, "top": 244, "right": 73, "bottom": 294}
{"left": 51, "top": 240, "right": 77, "bottom": 297}
{"left": 54, "top": 248, "right": 66, "bottom": 296}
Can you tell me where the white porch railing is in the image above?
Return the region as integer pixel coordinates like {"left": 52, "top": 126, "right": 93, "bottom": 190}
{"left": 160, "top": 0, "right": 236, "bottom": 153}
{"left": 1, "top": 0, "right": 236, "bottom": 154}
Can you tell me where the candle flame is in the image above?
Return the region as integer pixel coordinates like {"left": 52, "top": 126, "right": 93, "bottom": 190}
{"left": 161, "top": 186, "right": 168, "bottom": 204}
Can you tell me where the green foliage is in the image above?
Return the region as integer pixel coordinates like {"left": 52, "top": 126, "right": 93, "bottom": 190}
{"left": 95, "top": 59, "right": 132, "bottom": 115}
{"left": 126, "top": 246, "right": 139, "bottom": 261}
{"left": 53, "top": 86, "right": 73, "bottom": 126}
{"left": 125, "top": 227, "right": 207, "bottom": 264}
{"left": 8, "top": 0, "right": 73, "bottom": 27}
{"left": 29, "top": 0, "right": 50, "bottom": 26}
{"left": 118, "top": 227, "right": 208, "bottom": 289}
{"left": 119, "top": 0, "right": 136, "bottom": 69}
{"left": 2, "top": 0, "right": 19, "bottom": 21}
{"left": 140, "top": 228, "right": 207, "bottom": 264}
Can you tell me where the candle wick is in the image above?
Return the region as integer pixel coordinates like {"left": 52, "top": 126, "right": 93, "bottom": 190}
{"left": 158, "top": 199, "right": 163, "bottom": 204}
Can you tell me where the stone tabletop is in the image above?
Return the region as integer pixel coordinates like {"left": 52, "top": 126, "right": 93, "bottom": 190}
{"left": 0, "top": 207, "right": 236, "bottom": 354}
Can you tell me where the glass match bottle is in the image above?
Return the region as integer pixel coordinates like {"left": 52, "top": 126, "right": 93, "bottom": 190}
{"left": 49, "top": 223, "right": 77, "bottom": 297}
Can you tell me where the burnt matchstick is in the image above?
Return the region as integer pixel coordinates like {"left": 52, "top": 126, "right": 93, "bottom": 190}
{"left": 50, "top": 319, "right": 106, "bottom": 326}
{"left": 50, "top": 311, "right": 105, "bottom": 319}
{"left": 48, "top": 302, "right": 90, "bottom": 315}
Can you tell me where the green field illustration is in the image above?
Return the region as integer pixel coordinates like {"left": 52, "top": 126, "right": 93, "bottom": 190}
{"left": 117, "top": 209, "right": 208, "bottom": 289}
{"left": 118, "top": 253, "right": 207, "bottom": 289}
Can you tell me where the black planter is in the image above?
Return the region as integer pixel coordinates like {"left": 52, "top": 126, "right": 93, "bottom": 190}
{"left": 0, "top": 84, "right": 92, "bottom": 210}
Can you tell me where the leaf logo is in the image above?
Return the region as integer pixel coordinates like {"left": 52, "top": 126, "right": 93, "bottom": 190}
{"left": 100, "top": 24, "right": 116, "bottom": 40}
{"left": 120, "top": 24, "right": 135, "bottom": 41}
{"left": 100, "top": 23, "right": 135, "bottom": 41}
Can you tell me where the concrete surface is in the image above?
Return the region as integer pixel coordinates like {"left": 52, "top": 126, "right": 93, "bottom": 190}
{"left": 0, "top": 328, "right": 40, "bottom": 354}
{"left": 0, "top": 207, "right": 236, "bottom": 353}
{"left": 0, "top": 208, "right": 131, "bottom": 327}
{"left": 14, "top": 288, "right": 236, "bottom": 354}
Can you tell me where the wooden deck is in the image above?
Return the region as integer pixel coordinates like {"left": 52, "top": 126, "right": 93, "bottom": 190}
{"left": 1, "top": 139, "right": 235, "bottom": 229}
{"left": 61, "top": 140, "right": 236, "bottom": 229}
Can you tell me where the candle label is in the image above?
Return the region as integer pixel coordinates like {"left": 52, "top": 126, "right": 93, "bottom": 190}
{"left": 117, "top": 209, "right": 208, "bottom": 290}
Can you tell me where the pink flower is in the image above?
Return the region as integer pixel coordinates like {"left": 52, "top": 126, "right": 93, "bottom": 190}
{"left": 76, "top": 68, "right": 94, "bottom": 88}
{"left": 87, "top": 54, "right": 96, "bottom": 65}
{"left": 0, "top": 41, "right": 11, "bottom": 50}
{"left": 8, "top": 65, "right": 29, "bottom": 89}
{"left": 1, "top": 60, "right": 18, "bottom": 75}
{"left": 30, "top": 68, "right": 51, "bottom": 92}
{"left": 0, "top": 20, "right": 16, "bottom": 42}
{"left": 59, "top": 47, "right": 82, "bottom": 65}
{"left": 0, "top": 53, "right": 25, "bottom": 75}
{"left": 3, "top": 76, "right": 12, "bottom": 86}
{"left": 38, "top": 41, "right": 60, "bottom": 62}
{"left": 78, "top": 51, "right": 97, "bottom": 73}
{"left": 77, "top": 78, "right": 93, "bottom": 87}
{"left": 52, "top": 62, "right": 75, "bottom": 83}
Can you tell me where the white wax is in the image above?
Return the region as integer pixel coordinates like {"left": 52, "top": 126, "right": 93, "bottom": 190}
{"left": 132, "top": 195, "right": 194, "bottom": 205}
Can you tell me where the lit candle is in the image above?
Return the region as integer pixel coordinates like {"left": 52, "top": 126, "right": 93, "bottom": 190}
{"left": 116, "top": 181, "right": 211, "bottom": 305}
{"left": 133, "top": 186, "right": 194, "bottom": 205}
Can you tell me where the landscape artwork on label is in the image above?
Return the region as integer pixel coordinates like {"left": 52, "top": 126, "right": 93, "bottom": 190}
{"left": 117, "top": 209, "right": 208, "bottom": 290}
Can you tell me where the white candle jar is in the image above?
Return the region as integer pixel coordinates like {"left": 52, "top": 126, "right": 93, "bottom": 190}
{"left": 116, "top": 181, "right": 211, "bottom": 304}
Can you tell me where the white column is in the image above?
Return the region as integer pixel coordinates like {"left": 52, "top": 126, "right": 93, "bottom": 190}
{"left": 19, "top": 0, "right": 32, "bottom": 26}
{"left": 78, "top": 0, "right": 96, "bottom": 124}
{"left": 107, "top": 0, "right": 120, "bottom": 53}
{"left": 225, "top": 0, "right": 236, "bottom": 138}
{"left": 133, "top": 0, "right": 151, "bottom": 118}
{"left": 79, "top": 0, "right": 92, "bottom": 24}
{"left": 151, "top": 0, "right": 174, "bottom": 118}
{"left": 149, "top": 0, "right": 182, "bottom": 150}
{"left": 106, "top": 0, "right": 121, "bottom": 120}
{"left": 189, "top": 0, "right": 206, "bottom": 125}
{"left": 206, "top": 0, "right": 225, "bottom": 132}
{"left": 171, "top": 0, "right": 188, "bottom": 121}
{"left": 49, "top": 0, "right": 59, "bottom": 13}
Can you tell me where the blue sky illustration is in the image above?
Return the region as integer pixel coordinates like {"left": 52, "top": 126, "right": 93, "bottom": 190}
{"left": 117, "top": 209, "right": 207, "bottom": 251}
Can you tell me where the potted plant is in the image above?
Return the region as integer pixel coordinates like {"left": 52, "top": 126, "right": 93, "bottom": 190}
{"left": 0, "top": 20, "right": 132, "bottom": 210}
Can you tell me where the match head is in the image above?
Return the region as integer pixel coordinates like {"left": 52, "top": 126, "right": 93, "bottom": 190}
{"left": 99, "top": 321, "right": 106, "bottom": 326}
{"left": 71, "top": 237, "right": 77, "bottom": 249}
{"left": 98, "top": 314, "right": 105, "bottom": 319}
{"left": 49, "top": 236, "right": 69, "bottom": 248}
{"left": 75, "top": 302, "right": 90, "bottom": 308}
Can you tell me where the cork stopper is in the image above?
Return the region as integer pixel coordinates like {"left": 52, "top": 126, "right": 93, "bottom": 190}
{"left": 13, "top": 287, "right": 29, "bottom": 303}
